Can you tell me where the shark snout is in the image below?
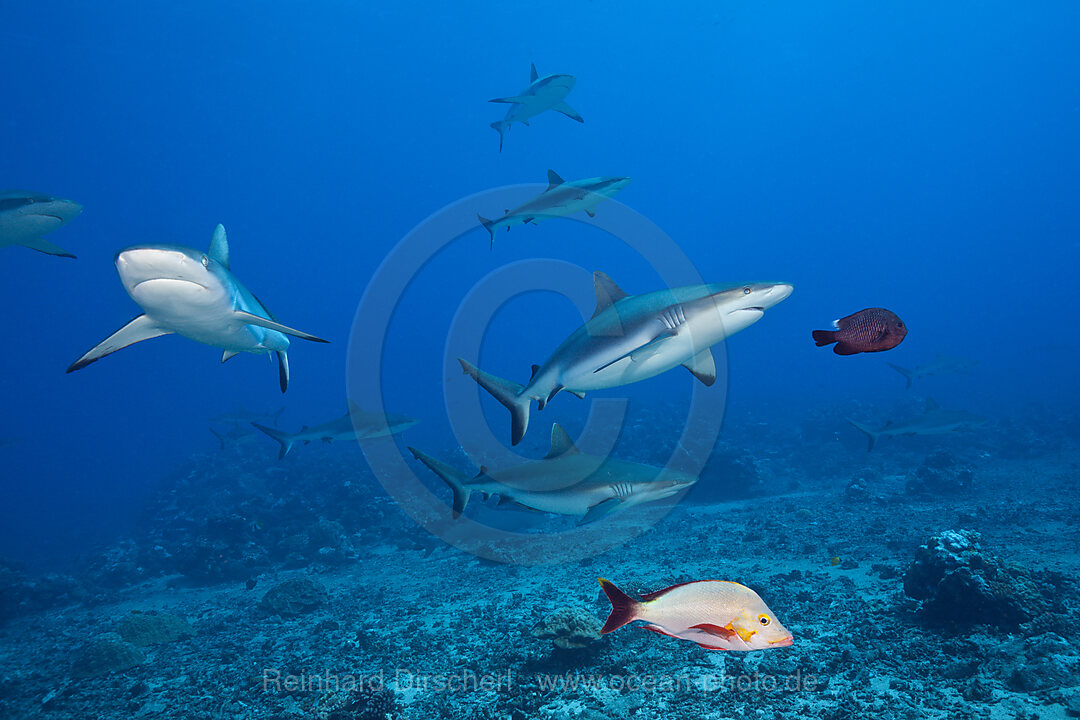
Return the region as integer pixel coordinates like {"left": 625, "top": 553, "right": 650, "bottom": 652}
{"left": 115, "top": 246, "right": 211, "bottom": 291}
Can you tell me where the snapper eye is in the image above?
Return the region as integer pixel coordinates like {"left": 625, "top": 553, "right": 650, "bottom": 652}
{"left": 758, "top": 614, "right": 770, "bottom": 626}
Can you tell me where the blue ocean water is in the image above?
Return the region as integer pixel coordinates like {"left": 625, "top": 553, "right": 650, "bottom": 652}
{"left": 1, "top": 2, "right": 1079, "bottom": 717}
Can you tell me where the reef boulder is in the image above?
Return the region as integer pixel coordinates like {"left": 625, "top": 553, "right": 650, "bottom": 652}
{"left": 116, "top": 612, "right": 195, "bottom": 647}
{"left": 903, "top": 530, "right": 1050, "bottom": 631}
{"left": 260, "top": 577, "right": 329, "bottom": 617}
{"left": 530, "top": 607, "right": 604, "bottom": 650}
{"left": 71, "top": 633, "right": 145, "bottom": 679}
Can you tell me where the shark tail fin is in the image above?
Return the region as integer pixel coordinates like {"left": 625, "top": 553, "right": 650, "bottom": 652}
{"left": 408, "top": 447, "right": 472, "bottom": 518}
{"left": 477, "top": 214, "right": 497, "bottom": 249}
{"left": 846, "top": 418, "right": 879, "bottom": 451}
{"left": 888, "top": 362, "right": 915, "bottom": 389}
{"left": 489, "top": 121, "right": 506, "bottom": 152}
{"left": 458, "top": 358, "right": 530, "bottom": 445}
{"left": 812, "top": 329, "right": 837, "bottom": 347}
{"left": 252, "top": 422, "right": 294, "bottom": 460}
{"left": 598, "top": 578, "right": 641, "bottom": 634}
{"left": 272, "top": 407, "right": 286, "bottom": 426}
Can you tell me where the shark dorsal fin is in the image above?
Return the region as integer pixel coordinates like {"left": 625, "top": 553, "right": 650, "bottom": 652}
{"left": 530, "top": 63, "right": 539, "bottom": 83}
{"left": 546, "top": 423, "right": 580, "bottom": 459}
{"left": 925, "top": 397, "right": 940, "bottom": 413}
{"left": 546, "top": 169, "right": 565, "bottom": 191}
{"left": 209, "top": 224, "right": 230, "bottom": 269}
{"left": 592, "top": 271, "right": 629, "bottom": 318}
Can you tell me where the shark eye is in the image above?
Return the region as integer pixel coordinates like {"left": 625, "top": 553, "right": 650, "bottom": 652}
{"left": 201, "top": 255, "right": 209, "bottom": 267}
{"left": 758, "top": 614, "right": 770, "bottom": 626}
{"left": 743, "top": 287, "right": 751, "bottom": 295}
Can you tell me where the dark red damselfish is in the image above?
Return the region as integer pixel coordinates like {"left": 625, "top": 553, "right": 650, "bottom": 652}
{"left": 812, "top": 308, "right": 907, "bottom": 356}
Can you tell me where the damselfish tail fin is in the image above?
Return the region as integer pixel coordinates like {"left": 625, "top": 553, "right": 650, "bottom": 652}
{"left": 458, "top": 358, "right": 530, "bottom": 445}
{"left": 408, "top": 447, "right": 472, "bottom": 518}
{"left": 888, "top": 362, "right": 915, "bottom": 389}
{"left": 812, "top": 329, "right": 837, "bottom": 347}
{"left": 598, "top": 578, "right": 641, "bottom": 634}
{"left": 490, "top": 121, "right": 506, "bottom": 152}
{"left": 845, "top": 418, "right": 880, "bottom": 451}
{"left": 477, "top": 215, "right": 496, "bottom": 249}
{"left": 252, "top": 422, "right": 295, "bottom": 460}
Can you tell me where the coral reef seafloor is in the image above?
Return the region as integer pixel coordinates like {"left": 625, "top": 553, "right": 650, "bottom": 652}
{"left": 1, "top": 408, "right": 1079, "bottom": 720}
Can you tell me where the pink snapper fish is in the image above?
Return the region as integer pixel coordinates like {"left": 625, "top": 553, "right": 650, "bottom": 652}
{"left": 598, "top": 577, "right": 793, "bottom": 651}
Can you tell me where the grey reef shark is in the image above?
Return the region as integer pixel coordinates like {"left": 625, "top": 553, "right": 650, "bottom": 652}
{"left": 478, "top": 170, "right": 631, "bottom": 248}
{"left": 252, "top": 404, "right": 419, "bottom": 459}
{"left": 409, "top": 423, "right": 698, "bottom": 524}
{"left": 66, "top": 224, "right": 328, "bottom": 392}
{"left": 0, "top": 190, "right": 82, "bottom": 258}
{"left": 847, "top": 398, "right": 986, "bottom": 450}
{"left": 888, "top": 354, "right": 978, "bottom": 389}
{"left": 489, "top": 63, "right": 583, "bottom": 151}
{"left": 460, "top": 272, "right": 793, "bottom": 445}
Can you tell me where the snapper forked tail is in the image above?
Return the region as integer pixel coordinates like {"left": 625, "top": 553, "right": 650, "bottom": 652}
{"left": 598, "top": 578, "right": 642, "bottom": 634}
{"left": 458, "top": 358, "right": 531, "bottom": 445}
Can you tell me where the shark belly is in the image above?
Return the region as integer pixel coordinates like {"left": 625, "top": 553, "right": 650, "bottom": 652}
{"left": 130, "top": 280, "right": 272, "bottom": 353}
{"left": 0, "top": 214, "right": 64, "bottom": 244}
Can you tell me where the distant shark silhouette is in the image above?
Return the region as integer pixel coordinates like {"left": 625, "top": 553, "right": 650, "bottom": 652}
{"left": 67, "top": 224, "right": 328, "bottom": 391}
{"left": 0, "top": 191, "right": 82, "bottom": 258}
{"left": 847, "top": 398, "right": 986, "bottom": 450}
{"left": 478, "top": 170, "right": 631, "bottom": 248}
{"left": 489, "top": 63, "right": 583, "bottom": 151}
{"left": 409, "top": 423, "right": 697, "bottom": 524}
{"left": 252, "top": 404, "right": 418, "bottom": 459}
{"left": 888, "top": 355, "right": 978, "bottom": 389}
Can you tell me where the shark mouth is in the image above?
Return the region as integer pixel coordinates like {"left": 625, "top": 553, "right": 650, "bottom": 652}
{"left": 132, "top": 278, "right": 209, "bottom": 291}
{"left": 733, "top": 306, "right": 765, "bottom": 313}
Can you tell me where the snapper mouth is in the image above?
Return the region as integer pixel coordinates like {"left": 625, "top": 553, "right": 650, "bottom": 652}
{"left": 768, "top": 635, "right": 794, "bottom": 647}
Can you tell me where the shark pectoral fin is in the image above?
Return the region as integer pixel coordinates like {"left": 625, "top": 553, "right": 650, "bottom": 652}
{"left": 19, "top": 235, "right": 77, "bottom": 258}
{"left": 585, "top": 207, "right": 597, "bottom": 218}
{"left": 67, "top": 315, "right": 172, "bottom": 373}
{"left": 234, "top": 311, "right": 330, "bottom": 343}
{"left": 682, "top": 349, "right": 717, "bottom": 386}
{"left": 579, "top": 498, "right": 622, "bottom": 525}
{"left": 488, "top": 95, "right": 530, "bottom": 104}
{"left": 592, "top": 335, "right": 673, "bottom": 375}
{"left": 569, "top": 390, "right": 585, "bottom": 400}
{"left": 552, "top": 101, "right": 584, "bottom": 123}
{"left": 222, "top": 350, "right": 241, "bottom": 363}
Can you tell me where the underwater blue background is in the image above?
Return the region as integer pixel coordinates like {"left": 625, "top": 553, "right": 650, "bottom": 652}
{"left": 1, "top": 0, "right": 1078, "bottom": 567}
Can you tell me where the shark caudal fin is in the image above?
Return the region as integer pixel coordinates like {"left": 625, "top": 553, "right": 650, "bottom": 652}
{"left": 598, "top": 578, "right": 641, "bottom": 634}
{"left": 408, "top": 447, "right": 472, "bottom": 518}
{"left": 477, "top": 215, "right": 497, "bottom": 249}
{"left": 251, "top": 422, "right": 295, "bottom": 460}
{"left": 888, "top": 362, "right": 916, "bottom": 389}
{"left": 458, "top": 358, "right": 530, "bottom": 445}
{"left": 490, "top": 121, "right": 506, "bottom": 152}
{"left": 846, "top": 418, "right": 880, "bottom": 451}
